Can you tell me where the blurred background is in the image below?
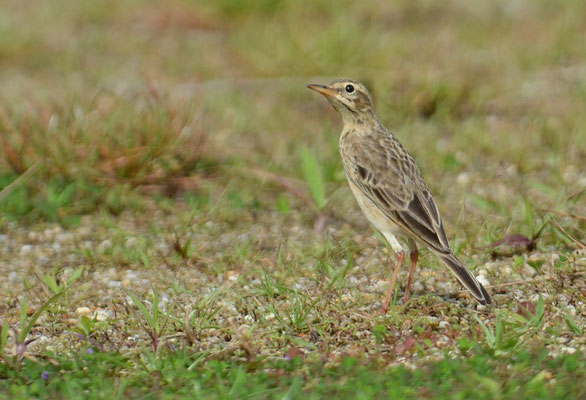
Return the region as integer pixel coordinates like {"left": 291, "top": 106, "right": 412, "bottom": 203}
{"left": 0, "top": 0, "right": 584, "bottom": 240}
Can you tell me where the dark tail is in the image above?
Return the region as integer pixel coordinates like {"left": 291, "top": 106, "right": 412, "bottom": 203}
{"left": 438, "top": 252, "right": 491, "bottom": 305}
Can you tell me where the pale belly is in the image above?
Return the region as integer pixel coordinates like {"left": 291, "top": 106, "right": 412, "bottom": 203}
{"left": 346, "top": 179, "right": 406, "bottom": 254}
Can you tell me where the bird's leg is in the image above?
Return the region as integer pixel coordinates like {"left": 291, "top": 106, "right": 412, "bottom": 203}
{"left": 383, "top": 251, "right": 405, "bottom": 312}
{"left": 403, "top": 249, "right": 419, "bottom": 304}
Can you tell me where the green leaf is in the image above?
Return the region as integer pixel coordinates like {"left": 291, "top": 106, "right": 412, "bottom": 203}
{"left": 373, "top": 324, "right": 387, "bottom": 343}
{"left": 19, "top": 291, "right": 66, "bottom": 343}
{"left": 41, "top": 274, "right": 60, "bottom": 293}
{"left": 527, "top": 370, "right": 547, "bottom": 387}
{"left": 565, "top": 313, "right": 583, "bottom": 335}
{"left": 66, "top": 267, "right": 84, "bottom": 287}
{"left": 474, "top": 315, "right": 495, "bottom": 349}
{"left": 300, "top": 145, "right": 326, "bottom": 210}
{"left": 128, "top": 292, "right": 156, "bottom": 330}
{"left": 0, "top": 321, "right": 8, "bottom": 355}
{"left": 533, "top": 296, "right": 545, "bottom": 327}
{"left": 152, "top": 289, "right": 160, "bottom": 333}
{"left": 475, "top": 374, "right": 501, "bottom": 398}
{"left": 228, "top": 367, "right": 247, "bottom": 397}
{"left": 288, "top": 336, "right": 317, "bottom": 350}
{"left": 20, "top": 298, "right": 28, "bottom": 331}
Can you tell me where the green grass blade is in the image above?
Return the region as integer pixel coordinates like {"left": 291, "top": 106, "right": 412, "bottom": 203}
{"left": 128, "top": 292, "right": 155, "bottom": 329}
{"left": 474, "top": 315, "right": 495, "bottom": 348}
{"left": 564, "top": 313, "right": 583, "bottom": 335}
{"left": 66, "top": 267, "right": 84, "bottom": 287}
{"left": 20, "top": 298, "right": 28, "bottom": 332}
{"left": 19, "top": 291, "right": 66, "bottom": 343}
{"left": 0, "top": 321, "right": 8, "bottom": 355}
{"left": 41, "top": 274, "right": 60, "bottom": 293}
{"left": 152, "top": 289, "right": 160, "bottom": 333}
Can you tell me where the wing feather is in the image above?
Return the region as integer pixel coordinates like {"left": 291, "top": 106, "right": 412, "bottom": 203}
{"left": 343, "top": 134, "right": 451, "bottom": 253}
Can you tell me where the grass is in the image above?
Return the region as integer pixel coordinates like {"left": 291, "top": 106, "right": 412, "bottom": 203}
{"left": 1, "top": 0, "right": 585, "bottom": 397}
{"left": 1, "top": 348, "right": 585, "bottom": 399}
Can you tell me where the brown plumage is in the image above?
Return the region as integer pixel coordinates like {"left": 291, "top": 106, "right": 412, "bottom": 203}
{"left": 308, "top": 79, "right": 491, "bottom": 310}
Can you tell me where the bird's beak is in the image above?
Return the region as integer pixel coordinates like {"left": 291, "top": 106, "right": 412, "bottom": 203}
{"left": 307, "top": 84, "right": 338, "bottom": 98}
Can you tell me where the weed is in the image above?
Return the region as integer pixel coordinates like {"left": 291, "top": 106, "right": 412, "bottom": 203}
{"left": 127, "top": 289, "right": 172, "bottom": 353}
{"left": 269, "top": 290, "right": 319, "bottom": 333}
{"left": 564, "top": 313, "right": 583, "bottom": 335}
{"left": 5, "top": 291, "right": 66, "bottom": 360}
{"left": 37, "top": 266, "right": 83, "bottom": 305}
{"left": 182, "top": 291, "right": 221, "bottom": 345}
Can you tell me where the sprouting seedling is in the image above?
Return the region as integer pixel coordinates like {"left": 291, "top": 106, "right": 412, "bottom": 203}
{"left": 9, "top": 291, "right": 66, "bottom": 359}
{"left": 565, "top": 313, "right": 583, "bottom": 335}
{"left": 38, "top": 266, "right": 83, "bottom": 305}
{"left": 127, "top": 289, "right": 171, "bottom": 353}
{"left": 269, "top": 290, "right": 319, "bottom": 333}
{"left": 71, "top": 315, "right": 110, "bottom": 353}
{"left": 474, "top": 314, "right": 505, "bottom": 351}
{"left": 183, "top": 291, "right": 221, "bottom": 345}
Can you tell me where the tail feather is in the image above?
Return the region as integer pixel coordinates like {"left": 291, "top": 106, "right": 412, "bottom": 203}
{"left": 438, "top": 252, "right": 491, "bottom": 305}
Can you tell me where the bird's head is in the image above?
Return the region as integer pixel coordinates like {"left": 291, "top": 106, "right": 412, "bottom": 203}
{"left": 307, "top": 79, "right": 376, "bottom": 124}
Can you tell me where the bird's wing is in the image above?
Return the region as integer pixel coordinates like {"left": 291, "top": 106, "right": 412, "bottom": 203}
{"left": 344, "top": 133, "right": 451, "bottom": 253}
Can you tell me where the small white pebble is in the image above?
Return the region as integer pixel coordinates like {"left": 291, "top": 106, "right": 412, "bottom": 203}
{"left": 55, "top": 233, "right": 72, "bottom": 243}
{"left": 125, "top": 270, "right": 138, "bottom": 280}
{"left": 20, "top": 244, "right": 33, "bottom": 254}
{"left": 412, "top": 281, "right": 424, "bottom": 292}
{"left": 76, "top": 307, "right": 91, "bottom": 315}
{"left": 436, "top": 335, "right": 450, "bottom": 346}
{"left": 97, "top": 239, "right": 112, "bottom": 252}
{"left": 95, "top": 310, "right": 109, "bottom": 321}
{"left": 456, "top": 172, "right": 471, "bottom": 186}
{"left": 341, "top": 294, "right": 353, "bottom": 303}
{"left": 477, "top": 275, "right": 490, "bottom": 287}
{"left": 530, "top": 293, "right": 550, "bottom": 301}
{"left": 550, "top": 253, "right": 560, "bottom": 266}
{"left": 439, "top": 321, "right": 450, "bottom": 330}
{"left": 35, "top": 335, "right": 51, "bottom": 344}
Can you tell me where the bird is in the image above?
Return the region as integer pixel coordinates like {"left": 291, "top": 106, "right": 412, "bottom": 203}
{"left": 307, "top": 79, "right": 491, "bottom": 311}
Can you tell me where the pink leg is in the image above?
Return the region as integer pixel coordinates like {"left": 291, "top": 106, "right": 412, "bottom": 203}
{"left": 383, "top": 251, "right": 405, "bottom": 312}
{"left": 403, "top": 250, "right": 419, "bottom": 304}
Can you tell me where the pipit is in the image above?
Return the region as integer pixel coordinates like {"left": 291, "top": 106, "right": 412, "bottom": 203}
{"left": 308, "top": 79, "right": 491, "bottom": 310}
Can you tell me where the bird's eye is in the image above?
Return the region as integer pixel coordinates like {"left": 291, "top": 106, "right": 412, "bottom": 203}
{"left": 345, "top": 84, "right": 355, "bottom": 93}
